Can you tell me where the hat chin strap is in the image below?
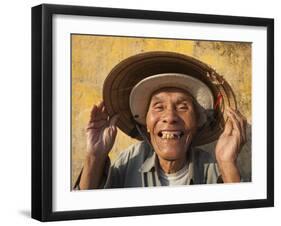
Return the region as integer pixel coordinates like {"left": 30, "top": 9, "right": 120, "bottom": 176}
{"left": 135, "top": 123, "right": 155, "bottom": 151}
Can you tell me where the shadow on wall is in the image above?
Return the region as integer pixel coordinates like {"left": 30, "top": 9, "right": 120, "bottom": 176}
{"left": 198, "top": 123, "right": 252, "bottom": 182}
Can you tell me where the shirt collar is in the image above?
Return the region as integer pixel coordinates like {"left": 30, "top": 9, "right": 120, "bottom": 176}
{"left": 139, "top": 143, "right": 195, "bottom": 183}
{"left": 138, "top": 144, "right": 157, "bottom": 173}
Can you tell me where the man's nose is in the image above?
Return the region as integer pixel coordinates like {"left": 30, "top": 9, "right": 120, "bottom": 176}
{"left": 162, "top": 108, "right": 179, "bottom": 124}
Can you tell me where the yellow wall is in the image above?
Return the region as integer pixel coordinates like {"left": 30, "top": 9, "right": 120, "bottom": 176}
{"left": 71, "top": 35, "right": 252, "bottom": 187}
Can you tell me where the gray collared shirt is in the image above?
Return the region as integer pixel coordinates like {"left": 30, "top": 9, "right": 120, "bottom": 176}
{"left": 102, "top": 141, "right": 222, "bottom": 188}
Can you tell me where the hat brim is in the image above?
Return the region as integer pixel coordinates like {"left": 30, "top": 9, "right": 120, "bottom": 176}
{"left": 103, "top": 51, "right": 236, "bottom": 145}
{"left": 129, "top": 73, "right": 214, "bottom": 128}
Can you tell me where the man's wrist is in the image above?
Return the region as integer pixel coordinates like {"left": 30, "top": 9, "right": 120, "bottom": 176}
{"left": 79, "top": 152, "right": 108, "bottom": 190}
{"left": 86, "top": 150, "right": 108, "bottom": 162}
{"left": 217, "top": 161, "right": 241, "bottom": 183}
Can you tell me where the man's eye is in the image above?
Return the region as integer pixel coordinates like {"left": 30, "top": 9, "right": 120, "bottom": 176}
{"left": 154, "top": 105, "right": 164, "bottom": 111}
{"left": 178, "top": 105, "right": 189, "bottom": 110}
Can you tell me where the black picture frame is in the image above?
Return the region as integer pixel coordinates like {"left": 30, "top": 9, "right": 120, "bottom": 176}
{"left": 31, "top": 3, "right": 274, "bottom": 222}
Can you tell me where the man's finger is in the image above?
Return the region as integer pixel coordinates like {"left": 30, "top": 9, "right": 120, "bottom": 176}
{"left": 91, "top": 113, "right": 108, "bottom": 121}
{"left": 109, "top": 125, "right": 117, "bottom": 138}
{"left": 90, "top": 102, "right": 106, "bottom": 119}
{"left": 227, "top": 109, "right": 242, "bottom": 136}
{"left": 87, "top": 120, "right": 107, "bottom": 130}
{"left": 90, "top": 105, "right": 98, "bottom": 121}
{"left": 230, "top": 109, "right": 247, "bottom": 143}
{"left": 97, "top": 101, "right": 110, "bottom": 119}
{"left": 236, "top": 110, "right": 247, "bottom": 128}
{"left": 97, "top": 100, "right": 104, "bottom": 109}
{"left": 95, "top": 101, "right": 105, "bottom": 116}
{"left": 101, "top": 103, "right": 107, "bottom": 114}
{"left": 236, "top": 110, "right": 247, "bottom": 144}
{"left": 228, "top": 108, "right": 242, "bottom": 130}
{"left": 228, "top": 108, "right": 245, "bottom": 128}
{"left": 223, "top": 118, "right": 233, "bottom": 136}
{"left": 89, "top": 101, "right": 109, "bottom": 122}
{"left": 109, "top": 114, "right": 119, "bottom": 127}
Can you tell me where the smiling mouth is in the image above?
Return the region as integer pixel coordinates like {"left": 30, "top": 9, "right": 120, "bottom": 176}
{"left": 157, "top": 131, "right": 184, "bottom": 140}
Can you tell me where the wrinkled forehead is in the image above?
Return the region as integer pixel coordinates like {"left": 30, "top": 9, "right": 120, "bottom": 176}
{"left": 150, "top": 87, "right": 194, "bottom": 102}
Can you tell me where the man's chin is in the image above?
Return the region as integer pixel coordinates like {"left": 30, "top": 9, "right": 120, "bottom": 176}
{"left": 154, "top": 146, "right": 187, "bottom": 160}
{"left": 154, "top": 138, "right": 187, "bottom": 149}
{"left": 160, "top": 154, "right": 182, "bottom": 162}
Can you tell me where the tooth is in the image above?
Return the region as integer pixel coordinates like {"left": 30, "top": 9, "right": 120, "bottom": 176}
{"left": 160, "top": 131, "right": 183, "bottom": 139}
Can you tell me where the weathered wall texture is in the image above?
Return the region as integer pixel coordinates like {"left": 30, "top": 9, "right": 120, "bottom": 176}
{"left": 71, "top": 35, "right": 252, "bottom": 187}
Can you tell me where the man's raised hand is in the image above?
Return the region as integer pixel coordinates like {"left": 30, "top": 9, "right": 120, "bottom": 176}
{"left": 86, "top": 101, "right": 118, "bottom": 158}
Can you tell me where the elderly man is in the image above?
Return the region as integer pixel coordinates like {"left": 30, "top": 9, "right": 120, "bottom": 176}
{"left": 77, "top": 71, "right": 247, "bottom": 189}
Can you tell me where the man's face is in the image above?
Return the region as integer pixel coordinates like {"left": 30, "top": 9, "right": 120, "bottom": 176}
{"left": 146, "top": 88, "right": 198, "bottom": 161}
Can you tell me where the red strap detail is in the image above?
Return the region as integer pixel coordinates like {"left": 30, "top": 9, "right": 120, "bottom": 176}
{"left": 214, "top": 93, "right": 223, "bottom": 109}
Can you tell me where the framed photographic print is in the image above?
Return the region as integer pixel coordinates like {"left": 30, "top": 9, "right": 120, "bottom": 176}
{"left": 32, "top": 4, "right": 274, "bottom": 221}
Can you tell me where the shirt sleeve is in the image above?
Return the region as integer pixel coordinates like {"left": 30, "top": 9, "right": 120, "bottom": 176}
{"left": 192, "top": 148, "right": 222, "bottom": 184}
{"left": 103, "top": 150, "right": 132, "bottom": 188}
{"left": 73, "top": 157, "right": 111, "bottom": 190}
